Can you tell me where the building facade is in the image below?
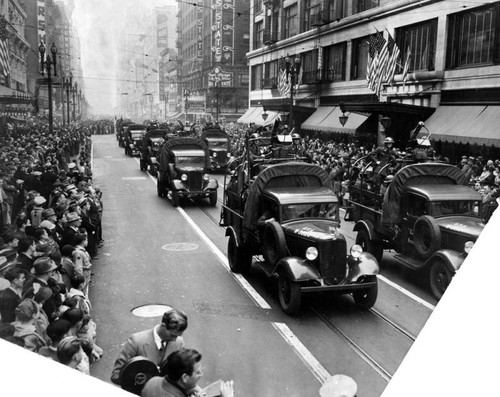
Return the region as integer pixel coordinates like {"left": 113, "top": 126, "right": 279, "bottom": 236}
{"left": 246, "top": 0, "right": 500, "bottom": 157}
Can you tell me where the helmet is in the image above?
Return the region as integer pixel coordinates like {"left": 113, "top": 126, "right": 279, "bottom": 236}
{"left": 291, "top": 133, "right": 301, "bottom": 141}
{"left": 383, "top": 175, "right": 395, "bottom": 184}
{"left": 250, "top": 132, "right": 261, "bottom": 140}
{"left": 384, "top": 137, "right": 395, "bottom": 145}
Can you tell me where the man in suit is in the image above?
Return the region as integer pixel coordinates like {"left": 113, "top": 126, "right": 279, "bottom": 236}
{"left": 110, "top": 308, "right": 188, "bottom": 385}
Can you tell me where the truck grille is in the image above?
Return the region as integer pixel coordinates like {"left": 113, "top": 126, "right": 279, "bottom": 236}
{"left": 187, "top": 171, "right": 203, "bottom": 190}
{"left": 319, "top": 239, "right": 347, "bottom": 283}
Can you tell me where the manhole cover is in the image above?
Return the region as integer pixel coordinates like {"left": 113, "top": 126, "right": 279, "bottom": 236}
{"left": 162, "top": 243, "right": 199, "bottom": 252}
{"left": 131, "top": 304, "right": 172, "bottom": 317}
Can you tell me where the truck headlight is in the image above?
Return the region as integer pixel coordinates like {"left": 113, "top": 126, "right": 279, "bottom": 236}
{"left": 227, "top": 153, "right": 231, "bottom": 158}
{"left": 305, "top": 247, "right": 318, "bottom": 261}
{"left": 181, "top": 174, "right": 188, "bottom": 182}
{"left": 212, "top": 153, "right": 217, "bottom": 158}
{"left": 203, "top": 174, "right": 210, "bottom": 181}
{"left": 464, "top": 241, "right": 474, "bottom": 254}
{"left": 350, "top": 244, "right": 363, "bottom": 259}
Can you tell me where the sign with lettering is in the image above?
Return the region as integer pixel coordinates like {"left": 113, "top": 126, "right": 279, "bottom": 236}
{"left": 197, "top": 0, "right": 203, "bottom": 58}
{"left": 211, "top": 0, "right": 234, "bottom": 64}
{"left": 37, "top": 0, "right": 46, "bottom": 45}
{"left": 208, "top": 66, "right": 233, "bottom": 87}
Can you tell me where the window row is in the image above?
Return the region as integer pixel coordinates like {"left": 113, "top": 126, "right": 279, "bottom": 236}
{"left": 251, "top": 2, "right": 500, "bottom": 90}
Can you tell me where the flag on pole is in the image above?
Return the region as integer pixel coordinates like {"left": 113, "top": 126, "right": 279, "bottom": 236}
{"left": 277, "top": 57, "right": 291, "bottom": 97}
{"left": 367, "top": 31, "right": 386, "bottom": 92}
{"left": 402, "top": 49, "right": 411, "bottom": 87}
{"left": 384, "top": 33, "right": 400, "bottom": 84}
{"left": 374, "top": 36, "right": 389, "bottom": 97}
{"left": 0, "top": 15, "right": 10, "bottom": 77}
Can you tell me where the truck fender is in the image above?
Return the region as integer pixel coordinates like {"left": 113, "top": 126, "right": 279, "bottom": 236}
{"left": 353, "top": 220, "right": 378, "bottom": 240}
{"left": 275, "top": 257, "right": 321, "bottom": 282}
{"left": 346, "top": 253, "right": 379, "bottom": 282}
{"left": 225, "top": 227, "right": 242, "bottom": 247}
{"left": 171, "top": 180, "right": 185, "bottom": 191}
{"left": 205, "top": 179, "right": 219, "bottom": 190}
{"left": 425, "top": 249, "right": 465, "bottom": 273}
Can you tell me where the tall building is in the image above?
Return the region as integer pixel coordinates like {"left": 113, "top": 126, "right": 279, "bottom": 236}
{"left": 246, "top": 0, "right": 500, "bottom": 159}
{"left": 176, "top": 0, "right": 250, "bottom": 123}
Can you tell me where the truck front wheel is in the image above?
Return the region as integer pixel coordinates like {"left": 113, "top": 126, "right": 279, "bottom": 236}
{"left": 278, "top": 272, "right": 301, "bottom": 315}
{"left": 355, "top": 229, "right": 383, "bottom": 263}
{"left": 227, "top": 233, "right": 252, "bottom": 273}
{"left": 353, "top": 275, "right": 378, "bottom": 309}
{"left": 429, "top": 259, "right": 452, "bottom": 300}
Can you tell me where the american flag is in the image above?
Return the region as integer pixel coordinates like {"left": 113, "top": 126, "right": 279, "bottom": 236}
{"left": 402, "top": 48, "right": 411, "bottom": 87}
{"left": 0, "top": 15, "right": 10, "bottom": 77}
{"left": 366, "top": 32, "right": 385, "bottom": 91}
{"left": 384, "top": 33, "right": 400, "bottom": 84}
{"left": 277, "top": 57, "right": 291, "bottom": 97}
{"left": 374, "top": 37, "right": 389, "bottom": 96}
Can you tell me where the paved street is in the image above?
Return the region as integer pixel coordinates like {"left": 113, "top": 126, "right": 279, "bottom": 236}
{"left": 89, "top": 135, "right": 436, "bottom": 397}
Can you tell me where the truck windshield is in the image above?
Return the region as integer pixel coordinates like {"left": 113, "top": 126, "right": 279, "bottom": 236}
{"left": 429, "top": 200, "right": 479, "bottom": 217}
{"left": 131, "top": 131, "right": 144, "bottom": 139}
{"left": 175, "top": 155, "right": 205, "bottom": 166}
{"left": 282, "top": 202, "right": 339, "bottom": 221}
{"left": 208, "top": 139, "right": 227, "bottom": 149}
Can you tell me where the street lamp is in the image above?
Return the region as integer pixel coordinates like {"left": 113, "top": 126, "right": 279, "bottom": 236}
{"left": 339, "top": 102, "right": 348, "bottom": 127}
{"left": 286, "top": 54, "right": 301, "bottom": 130}
{"left": 72, "top": 81, "right": 78, "bottom": 121}
{"left": 39, "top": 42, "right": 58, "bottom": 134}
{"left": 64, "top": 71, "right": 72, "bottom": 123}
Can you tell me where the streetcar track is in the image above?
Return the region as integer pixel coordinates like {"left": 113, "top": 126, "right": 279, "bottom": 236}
{"left": 310, "top": 306, "right": 393, "bottom": 382}
{"left": 369, "top": 307, "right": 416, "bottom": 341}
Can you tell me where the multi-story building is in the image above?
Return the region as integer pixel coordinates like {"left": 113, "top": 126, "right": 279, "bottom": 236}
{"left": 246, "top": 0, "right": 500, "bottom": 160}
{"left": 176, "top": 0, "right": 250, "bottom": 123}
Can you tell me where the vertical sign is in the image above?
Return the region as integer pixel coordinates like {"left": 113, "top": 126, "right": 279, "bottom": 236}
{"left": 222, "top": 0, "right": 234, "bottom": 65}
{"left": 37, "top": 0, "right": 46, "bottom": 45}
{"left": 211, "top": 0, "right": 223, "bottom": 63}
{"left": 211, "top": 0, "right": 235, "bottom": 64}
{"left": 196, "top": 0, "right": 203, "bottom": 58}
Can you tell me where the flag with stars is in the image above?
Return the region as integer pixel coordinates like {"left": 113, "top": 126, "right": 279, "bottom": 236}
{"left": 0, "top": 15, "right": 10, "bottom": 77}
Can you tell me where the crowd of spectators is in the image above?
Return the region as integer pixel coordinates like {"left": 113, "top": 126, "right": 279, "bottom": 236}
{"left": 0, "top": 119, "right": 105, "bottom": 373}
{"left": 225, "top": 123, "right": 500, "bottom": 223}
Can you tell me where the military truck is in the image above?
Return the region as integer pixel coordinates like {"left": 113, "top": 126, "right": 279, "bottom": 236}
{"left": 220, "top": 160, "right": 379, "bottom": 315}
{"left": 348, "top": 162, "right": 484, "bottom": 299}
{"left": 157, "top": 137, "right": 218, "bottom": 207}
{"left": 139, "top": 129, "right": 175, "bottom": 176}
{"left": 200, "top": 128, "right": 231, "bottom": 171}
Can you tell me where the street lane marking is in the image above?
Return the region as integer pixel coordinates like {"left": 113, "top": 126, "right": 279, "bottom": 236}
{"left": 143, "top": 168, "right": 332, "bottom": 385}
{"left": 377, "top": 275, "right": 436, "bottom": 310}
{"left": 122, "top": 176, "right": 147, "bottom": 180}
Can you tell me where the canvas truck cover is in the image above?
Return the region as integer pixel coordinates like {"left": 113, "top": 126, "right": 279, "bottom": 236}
{"left": 380, "top": 162, "right": 469, "bottom": 226}
{"left": 242, "top": 162, "right": 332, "bottom": 236}
{"left": 144, "top": 129, "right": 167, "bottom": 140}
{"left": 159, "top": 137, "right": 210, "bottom": 171}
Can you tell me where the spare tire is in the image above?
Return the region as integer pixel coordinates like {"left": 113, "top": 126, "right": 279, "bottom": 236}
{"left": 413, "top": 215, "right": 441, "bottom": 259}
{"left": 261, "top": 221, "right": 287, "bottom": 266}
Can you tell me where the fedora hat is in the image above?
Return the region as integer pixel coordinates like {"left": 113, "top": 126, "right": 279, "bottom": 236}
{"left": 65, "top": 212, "right": 81, "bottom": 223}
{"left": 32, "top": 257, "right": 57, "bottom": 276}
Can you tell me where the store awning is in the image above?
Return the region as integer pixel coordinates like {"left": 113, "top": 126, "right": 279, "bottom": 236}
{"left": 301, "top": 106, "right": 368, "bottom": 133}
{"left": 166, "top": 111, "right": 182, "bottom": 120}
{"left": 425, "top": 105, "right": 500, "bottom": 146}
{"left": 237, "top": 107, "right": 283, "bottom": 126}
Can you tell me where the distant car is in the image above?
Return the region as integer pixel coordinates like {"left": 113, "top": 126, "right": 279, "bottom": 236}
{"left": 123, "top": 124, "right": 147, "bottom": 156}
{"left": 116, "top": 119, "right": 134, "bottom": 147}
{"left": 157, "top": 137, "right": 218, "bottom": 207}
{"left": 200, "top": 128, "right": 231, "bottom": 171}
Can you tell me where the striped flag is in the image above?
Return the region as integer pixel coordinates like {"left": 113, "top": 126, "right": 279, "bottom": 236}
{"left": 384, "top": 33, "right": 400, "bottom": 84}
{"left": 402, "top": 49, "right": 411, "bottom": 87}
{"left": 367, "top": 31, "right": 385, "bottom": 91}
{"left": 374, "top": 36, "right": 389, "bottom": 96}
{"left": 0, "top": 15, "right": 10, "bottom": 77}
{"left": 277, "top": 57, "right": 291, "bottom": 97}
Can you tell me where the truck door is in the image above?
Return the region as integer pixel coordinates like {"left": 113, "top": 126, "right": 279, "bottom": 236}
{"left": 400, "top": 193, "right": 427, "bottom": 250}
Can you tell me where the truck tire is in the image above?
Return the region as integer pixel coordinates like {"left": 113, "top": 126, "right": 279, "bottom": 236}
{"left": 209, "top": 190, "right": 217, "bottom": 206}
{"left": 227, "top": 233, "right": 252, "bottom": 273}
{"left": 353, "top": 275, "right": 378, "bottom": 309}
{"left": 140, "top": 159, "right": 147, "bottom": 171}
{"left": 429, "top": 258, "right": 452, "bottom": 300}
{"left": 262, "top": 221, "right": 287, "bottom": 266}
{"left": 157, "top": 173, "right": 164, "bottom": 197}
{"left": 278, "top": 272, "right": 301, "bottom": 315}
{"left": 171, "top": 190, "right": 180, "bottom": 207}
{"left": 413, "top": 215, "right": 441, "bottom": 259}
{"left": 355, "top": 228, "right": 383, "bottom": 263}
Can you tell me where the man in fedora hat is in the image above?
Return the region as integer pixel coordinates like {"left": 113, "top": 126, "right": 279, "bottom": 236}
{"left": 60, "top": 212, "right": 81, "bottom": 248}
{"left": 22, "top": 256, "right": 62, "bottom": 321}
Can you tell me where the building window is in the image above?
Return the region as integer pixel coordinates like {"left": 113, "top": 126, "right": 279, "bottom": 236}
{"left": 254, "top": 21, "right": 264, "bottom": 49}
{"left": 326, "top": 0, "right": 348, "bottom": 21}
{"left": 396, "top": 19, "right": 437, "bottom": 73}
{"left": 353, "top": 0, "right": 379, "bottom": 14}
{"left": 323, "top": 42, "right": 346, "bottom": 82}
{"left": 251, "top": 64, "right": 263, "bottom": 90}
{"left": 304, "top": 0, "right": 321, "bottom": 32}
{"left": 301, "top": 50, "right": 318, "bottom": 84}
{"left": 284, "top": 4, "right": 298, "bottom": 38}
{"left": 446, "top": 3, "right": 500, "bottom": 69}
{"left": 263, "top": 60, "right": 278, "bottom": 88}
{"left": 351, "top": 36, "right": 370, "bottom": 80}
